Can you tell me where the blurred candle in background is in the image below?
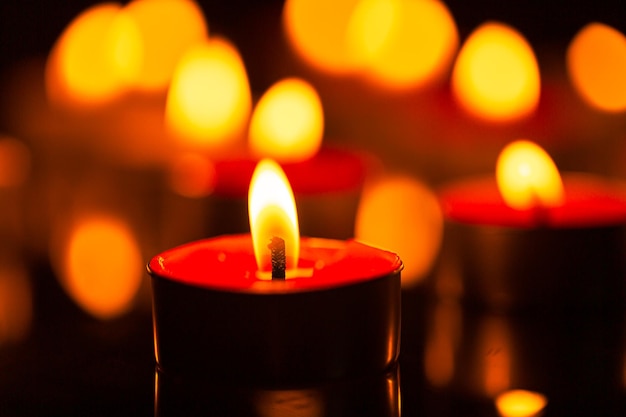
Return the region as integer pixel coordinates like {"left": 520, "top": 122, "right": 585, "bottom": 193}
{"left": 451, "top": 22, "right": 540, "bottom": 123}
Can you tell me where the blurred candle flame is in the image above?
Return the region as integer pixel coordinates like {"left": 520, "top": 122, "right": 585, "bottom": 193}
{"left": 451, "top": 22, "right": 540, "bottom": 122}
{"left": 495, "top": 390, "right": 547, "bottom": 417}
{"left": 567, "top": 22, "right": 626, "bottom": 113}
{"left": 496, "top": 140, "right": 564, "bottom": 210}
{"left": 57, "top": 215, "right": 143, "bottom": 320}
{"left": 283, "top": 0, "right": 361, "bottom": 74}
{"left": 249, "top": 159, "right": 299, "bottom": 274}
{"left": 125, "top": 0, "right": 208, "bottom": 92}
{"left": 249, "top": 78, "right": 324, "bottom": 163}
{"left": 166, "top": 37, "right": 251, "bottom": 151}
{"left": 347, "top": 0, "right": 458, "bottom": 90}
{"left": 355, "top": 175, "right": 443, "bottom": 287}
{"left": 46, "top": 3, "right": 144, "bottom": 108}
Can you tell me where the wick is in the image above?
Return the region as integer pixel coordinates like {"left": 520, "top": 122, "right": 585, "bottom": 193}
{"left": 268, "top": 236, "right": 286, "bottom": 280}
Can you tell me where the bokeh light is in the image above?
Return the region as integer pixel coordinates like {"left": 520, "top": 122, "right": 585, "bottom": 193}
{"left": 125, "top": 0, "right": 208, "bottom": 92}
{"left": 496, "top": 140, "right": 564, "bottom": 210}
{"left": 355, "top": 175, "right": 443, "bottom": 287}
{"left": 283, "top": 0, "right": 361, "bottom": 74}
{"left": 56, "top": 215, "right": 143, "bottom": 320}
{"left": 46, "top": 3, "right": 143, "bottom": 107}
{"left": 249, "top": 78, "right": 324, "bottom": 162}
{"left": 166, "top": 37, "right": 251, "bottom": 151}
{"left": 452, "top": 22, "right": 540, "bottom": 122}
{"left": 567, "top": 22, "right": 626, "bottom": 113}
{"left": 347, "top": 0, "right": 458, "bottom": 89}
{"left": 495, "top": 390, "right": 547, "bottom": 417}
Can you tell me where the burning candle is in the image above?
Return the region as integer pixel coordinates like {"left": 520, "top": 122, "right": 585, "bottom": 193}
{"left": 149, "top": 159, "right": 402, "bottom": 384}
{"left": 438, "top": 140, "right": 626, "bottom": 310}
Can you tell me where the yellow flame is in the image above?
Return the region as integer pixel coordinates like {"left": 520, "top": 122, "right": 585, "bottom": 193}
{"left": 249, "top": 159, "right": 299, "bottom": 273}
{"left": 283, "top": 0, "right": 361, "bottom": 74}
{"left": 451, "top": 22, "right": 540, "bottom": 122}
{"left": 567, "top": 22, "right": 626, "bottom": 113}
{"left": 496, "top": 390, "right": 547, "bottom": 417}
{"left": 355, "top": 175, "right": 443, "bottom": 287}
{"left": 496, "top": 140, "right": 564, "bottom": 210}
{"left": 46, "top": 3, "right": 143, "bottom": 107}
{"left": 125, "top": 0, "right": 208, "bottom": 92}
{"left": 249, "top": 78, "right": 324, "bottom": 163}
{"left": 60, "top": 215, "right": 143, "bottom": 320}
{"left": 166, "top": 37, "right": 251, "bottom": 151}
{"left": 347, "top": 0, "right": 458, "bottom": 89}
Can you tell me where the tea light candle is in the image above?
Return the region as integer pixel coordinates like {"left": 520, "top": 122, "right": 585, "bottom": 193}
{"left": 438, "top": 140, "right": 626, "bottom": 310}
{"left": 149, "top": 159, "right": 402, "bottom": 385}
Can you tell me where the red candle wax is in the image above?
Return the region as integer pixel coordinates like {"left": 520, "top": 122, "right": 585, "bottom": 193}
{"left": 148, "top": 234, "right": 402, "bottom": 385}
{"left": 437, "top": 173, "right": 626, "bottom": 310}
{"left": 440, "top": 173, "right": 626, "bottom": 228}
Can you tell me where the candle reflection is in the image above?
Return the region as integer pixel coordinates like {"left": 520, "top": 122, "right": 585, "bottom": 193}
{"left": 0, "top": 260, "right": 32, "bottom": 345}
{"left": 154, "top": 368, "right": 399, "bottom": 417}
{"left": 424, "top": 299, "right": 461, "bottom": 387}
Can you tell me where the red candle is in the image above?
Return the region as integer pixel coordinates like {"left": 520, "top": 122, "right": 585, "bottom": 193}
{"left": 438, "top": 141, "right": 626, "bottom": 310}
{"left": 149, "top": 159, "right": 401, "bottom": 385}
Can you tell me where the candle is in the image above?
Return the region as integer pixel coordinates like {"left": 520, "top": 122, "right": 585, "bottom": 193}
{"left": 149, "top": 159, "right": 402, "bottom": 385}
{"left": 438, "top": 140, "right": 626, "bottom": 310}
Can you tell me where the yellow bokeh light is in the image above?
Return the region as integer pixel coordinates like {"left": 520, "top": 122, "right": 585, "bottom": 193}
{"left": 249, "top": 159, "right": 300, "bottom": 274}
{"left": 46, "top": 3, "right": 143, "bottom": 107}
{"left": 451, "top": 22, "right": 540, "bottom": 122}
{"left": 496, "top": 390, "right": 547, "bottom": 417}
{"left": 496, "top": 140, "right": 564, "bottom": 210}
{"left": 59, "top": 215, "right": 143, "bottom": 320}
{"left": 567, "top": 22, "right": 626, "bottom": 112}
{"left": 125, "top": 0, "right": 208, "bottom": 92}
{"left": 347, "top": 0, "right": 458, "bottom": 89}
{"left": 166, "top": 37, "right": 251, "bottom": 151}
{"left": 0, "top": 136, "right": 30, "bottom": 188}
{"left": 249, "top": 78, "right": 324, "bottom": 162}
{"left": 283, "top": 0, "right": 361, "bottom": 74}
{"left": 355, "top": 175, "right": 443, "bottom": 287}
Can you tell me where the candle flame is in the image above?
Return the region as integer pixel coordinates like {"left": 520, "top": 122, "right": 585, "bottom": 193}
{"left": 496, "top": 140, "right": 564, "bottom": 210}
{"left": 451, "top": 22, "right": 540, "bottom": 122}
{"left": 346, "top": 0, "right": 458, "bottom": 90}
{"left": 46, "top": 3, "right": 143, "bottom": 107}
{"left": 249, "top": 159, "right": 300, "bottom": 274}
{"left": 567, "top": 22, "right": 626, "bottom": 113}
{"left": 166, "top": 37, "right": 251, "bottom": 151}
{"left": 249, "top": 78, "right": 324, "bottom": 163}
{"left": 495, "top": 390, "right": 547, "bottom": 417}
{"left": 124, "top": 0, "right": 208, "bottom": 92}
{"left": 283, "top": 0, "right": 361, "bottom": 74}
